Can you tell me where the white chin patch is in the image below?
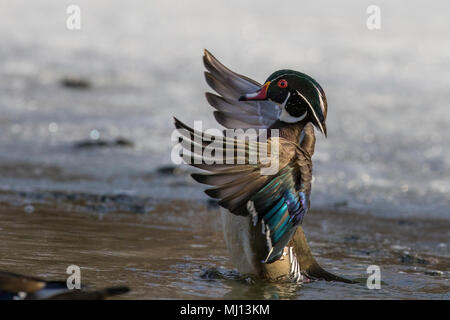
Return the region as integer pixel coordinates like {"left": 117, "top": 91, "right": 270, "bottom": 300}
{"left": 277, "top": 92, "right": 307, "bottom": 123}
{"left": 279, "top": 108, "right": 307, "bottom": 123}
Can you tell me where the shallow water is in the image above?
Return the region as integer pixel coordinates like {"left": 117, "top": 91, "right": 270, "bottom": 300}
{"left": 0, "top": 191, "right": 448, "bottom": 299}
{"left": 0, "top": 1, "right": 449, "bottom": 299}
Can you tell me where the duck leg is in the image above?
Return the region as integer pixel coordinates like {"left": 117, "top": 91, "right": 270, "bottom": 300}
{"left": 290, "top": 227, "right": 354, "bottom": 283}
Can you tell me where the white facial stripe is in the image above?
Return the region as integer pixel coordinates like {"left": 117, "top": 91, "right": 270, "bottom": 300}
{"left": 318, "top": 93, "right": 325, "bottom": 114}
{"left": 281, "top": 91, "right": 290, "bottom": 107}
{"left": 311, "top": 83, "right": 326, "bottom": 115}
{"left": 279, "top": 108, "right": 307, "bottom": 123}
{"left": 277, "top": 92, "right": 307, "bottom": 123}
{"left": 295, "top": 89, "right": 325, "bottom": 133}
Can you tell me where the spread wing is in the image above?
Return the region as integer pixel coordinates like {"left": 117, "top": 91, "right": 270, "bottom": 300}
{"left": 174, "top": 118, "right": 312, "bottom": 263}
{"left": 203, "top": 49, "right": 279, "bottom": 129}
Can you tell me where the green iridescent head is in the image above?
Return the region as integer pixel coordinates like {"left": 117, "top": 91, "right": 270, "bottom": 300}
{"left": 240, "top": 70, "right": 327, "bottom": 136}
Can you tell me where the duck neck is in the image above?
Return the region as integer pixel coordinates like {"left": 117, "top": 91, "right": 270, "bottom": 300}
{"left": 268, "top": 119, "right": 308, "bottom": 143}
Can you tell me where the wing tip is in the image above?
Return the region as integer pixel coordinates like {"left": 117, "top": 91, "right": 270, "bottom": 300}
{"left": 212, "top": 111, "right": 229, "bottom": 129}
{"left": 204, "top": 188, "right": 220, "bottom": 199}
{"left": 173, "top": 116, "right": 184, "bottom": 129}
{"left": 203, "top": 49, "right": 215, "bottom": 71}
{"left": 204, "top": 92, "right": 216, "bottom": 105}
{"left": 191, "top": 173, "right": 209, "bottom": 184}
{"left": 203, "top": 48, "right": 212, "bottom": 58}
{"left": 203, "top": 48, "right": 218, "bottom": 66}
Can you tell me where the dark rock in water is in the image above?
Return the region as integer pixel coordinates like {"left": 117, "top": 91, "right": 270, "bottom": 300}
{"left": 344, "top": 235, "right": 360, "bottom": 243}
{"left": 200, "top": 267, "right": 253, "bottom": 284}
{"left": 114, "top": 138, "right": 134, "bottom": 147}
{"left": 200, "top": 268, "right": 223, "bottom": 280}
{"left": 399, "top": 253, "right": 430, "bottom": 265}
{"left": 74, "top": 140, "right": 107, "bottom": 148}
{"left": 156, "top": 165, "right": 189, "bottom": 176}
{"left": 353, "top": 249, "right": 373, "bottom": 256}
{"left": 398, "top": 220, "right": 415, "bottom": 226}
{"left": 333, "top": 201, "right": 348, "bottom": 208}
{"left": 129, "top": 204, "right": 146, "bottom": 214}
{"left": 9, "top": 190, "right": 152, "bottom": 215}
{"left": 424, "top": 270, "right": 444, "bottom": 276}
{"left": 74, "top": 138, "right": 134, "bottom": 149}
{"left": 61, "top": 77, "right": 91, "bottom": 89}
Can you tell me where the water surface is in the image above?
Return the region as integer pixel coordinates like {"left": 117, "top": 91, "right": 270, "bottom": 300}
{"left": 0, "top": 192, "right": 448, "bottom": 299}
{"left": 0, "top": 0, "right": 449, "bottom": 299}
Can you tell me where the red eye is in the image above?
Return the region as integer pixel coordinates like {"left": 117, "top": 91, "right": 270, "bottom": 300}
{"left": 277, "top": 79, "right": 288, "bottom": 88}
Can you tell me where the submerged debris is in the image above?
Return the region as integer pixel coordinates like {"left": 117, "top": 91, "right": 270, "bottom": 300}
{"left": 200, "top": 267, "right": 254, "bottom": 284}
{"left": 424, "top": 270, "right": 444, "bottom": 276}
{"left": 344, "top": 235, "right": 360, "bottom": 243}
{"left": 9, "top": 190, "right": 153, "bottom": 214}
{"left": 333, "top": 201, "right": 348, "bottom": 208}
{"left": 156, "top": 165, "right": 190, "bottom": 176}
{"left": 73, "top": 138, "right": 134, "bottom": 149}
{"left": 61, "top": 77, "right": 91, "bottom": 89}
{"left": 397, "top": 220, "right": 415, "bottom": 226}
{"left": 200, "top": 268, "right": 223, "bottom": 280}
{"left": 399, "top": 253, "right": 430, "bottom": 265}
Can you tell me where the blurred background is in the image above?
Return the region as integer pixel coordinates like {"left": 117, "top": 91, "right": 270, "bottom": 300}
{"left": 0, "top": 0, "right": 448, "bottom": 299}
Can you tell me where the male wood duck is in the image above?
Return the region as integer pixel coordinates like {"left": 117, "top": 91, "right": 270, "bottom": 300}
{"left": 174, "top": 50, "right": 351, "bottom": 283}
{"left": 0, "top": 271, "right": 129, "bottom": 300}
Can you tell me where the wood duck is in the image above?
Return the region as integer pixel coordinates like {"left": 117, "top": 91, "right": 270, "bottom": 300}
{"left": 174, "top": 50, "right": 351, "bottom": 283}
{"left": 0, "top": 271, "right": 129, "bottom": 300}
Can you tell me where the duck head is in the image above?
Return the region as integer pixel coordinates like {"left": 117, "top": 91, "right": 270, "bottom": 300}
{"left": 239, "top": 70, "right": 327, "bottom": 136}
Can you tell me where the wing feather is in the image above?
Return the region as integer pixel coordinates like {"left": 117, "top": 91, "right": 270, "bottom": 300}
{"left": 203, "top": 49, "right": 279, "bottom": 128}
{"left": 173, "top": 117, "right": 312, "bottom": 263}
